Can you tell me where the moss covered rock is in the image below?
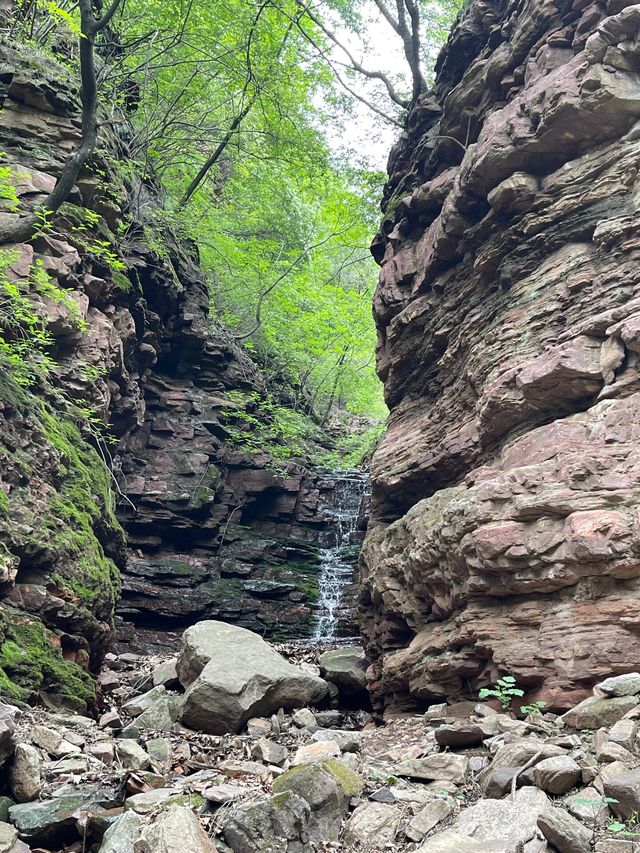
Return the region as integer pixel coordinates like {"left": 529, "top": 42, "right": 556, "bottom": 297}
{"left": 271, "top": 759, "right": 362, "bottom": 842}
{"left": 0, "top": 373, "right": 125, "bottom": 709}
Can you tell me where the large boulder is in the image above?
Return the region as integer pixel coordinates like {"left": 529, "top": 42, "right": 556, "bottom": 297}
{"left": 177, "top": 622, "right": 328, "bottom": 734}
{"left": 222, "top": 791, "right": 310, "bottom": 852}
{"left": 318, "top": 648, "right": 368, "bottom": 706}
{"left": 0, "top": 704, "right": 17, "bottom": 767}
{"left": 272, "top": 759, "right": 361, "bottom": 843}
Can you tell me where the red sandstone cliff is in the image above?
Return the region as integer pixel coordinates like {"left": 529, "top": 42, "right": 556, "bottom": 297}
{"left": 363, "top": 0, "right": 640, "bottom": 715}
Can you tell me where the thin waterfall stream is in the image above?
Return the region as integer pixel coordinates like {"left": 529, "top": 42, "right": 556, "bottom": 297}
{"left": 311, "top": 471, "right": 369, "bottom": 641}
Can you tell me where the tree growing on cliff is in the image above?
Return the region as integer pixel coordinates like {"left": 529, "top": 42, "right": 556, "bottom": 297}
{"left": 0, "top": 0, "right": 123, "bottom": 245}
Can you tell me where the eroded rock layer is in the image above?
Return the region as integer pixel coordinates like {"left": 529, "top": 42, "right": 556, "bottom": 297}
{"left": 363, "top": 0, "right": 640, "bottom": 715}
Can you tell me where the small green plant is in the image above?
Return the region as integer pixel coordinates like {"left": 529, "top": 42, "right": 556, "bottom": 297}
{"left": 606, "top": 810, "right": 640, "bottom": 838}
{"left": 478, "top": 675, "right": 524, "bottom": 711}
{"left": 573, "top": 795, "right": 619, "bottom": 841}
{"left": 0, "top": 157, "right": 23, "bottom": 211}
{"left": 520, "top": 700, "right": 546, "bottom": 717}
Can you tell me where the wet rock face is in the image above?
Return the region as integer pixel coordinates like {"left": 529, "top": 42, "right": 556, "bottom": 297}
{"left": 116, "top": 375, "right": 338, "bottom": 642}
{"left": 363, "top": 0, "right": 640, "bottom": 715}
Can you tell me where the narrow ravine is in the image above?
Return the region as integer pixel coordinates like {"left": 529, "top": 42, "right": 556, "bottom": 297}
{"left": 312, "top": 472, "right": 369, "bottom": 641}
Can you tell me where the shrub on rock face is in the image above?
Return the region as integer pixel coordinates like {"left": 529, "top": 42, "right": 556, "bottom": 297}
{"left": 177, "top": 621, "right": 328, "bottom": 734}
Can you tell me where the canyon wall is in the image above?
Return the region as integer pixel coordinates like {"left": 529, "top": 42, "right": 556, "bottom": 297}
{"left": 363, "top": 0, "right": 640, "bottom": 715}
{"left": 0, "top": 39, "right": 351, "bottom": 707}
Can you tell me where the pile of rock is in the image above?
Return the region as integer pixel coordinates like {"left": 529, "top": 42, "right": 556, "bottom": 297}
{"left": 2, "top": 623, "right": 640, "bottom": 852}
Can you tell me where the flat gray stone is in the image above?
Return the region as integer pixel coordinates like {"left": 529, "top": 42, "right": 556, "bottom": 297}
{"left": 603, "top": 768, "right": 640, "bottom": 820}
{"left": 393, "top": 753, "right": 468, "bottom": 783}
{"left": 312, "top": 729, "right": 363, "bottom": 753}
{"left": 452, "top": 787, "right": 550, "bottom": 850}
{"left": 566, "top": 786, "right": 610, "bottom": 822}
{"left": 533, "top": 755, "right": 581, "bottom": 794}
{"left": 434, "top": 721, "right": 498, "bottom": 749}
{"left": 116, "top": 741, "right": 150, "bottom": 771}
{"left": 9, "top": 793, "right": 87, "bottom": 844}
{"left": 251, "top": 737, "right": 288, "bottom": 766}
{"left": 0, "top": 704, "right": 17, "bottom": 766}
{"left": 136, "top": 804, "right": 216, "bottom": 853}
{"left": 345, "top": 801, "right": 400, "bottom": 846}
{"left": 122, "top": 686, "right": 167, "bottom": 718}
{"left": 406, "top": 798, "right": 453, "bottom": 842}
{"left": 0, "top": 821, "right": 17, "bottom": 853}
{"left": 538, "top": 806, "right": 591, "bottom": 853}
{"left": 99, "top": 810, "right": 144, "bottom": 853}
{"left": 562, "top": 696, "right": 638, "bottom": 729}
{"left": 10, "top": 744, "right": 41, "bottom": 803}
{"left": 416, "top": 832, "right": 514, "bottom": 853}
{"left": 318, "top": 647, "right": 368, "bottom": 699}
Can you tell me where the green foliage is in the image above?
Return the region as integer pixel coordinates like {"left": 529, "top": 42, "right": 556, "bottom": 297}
{"left": 61, "top": 204, "right": 126, "bottom": 272}
{"left": 220, "top": 390, "right": 316, "bottom": 466}
{"left": 319, "top": 421, "right": 385, "bottom": 470}
{"left": 607, "top": 812, "right": 639, "bottom": 838}
{"left": 0, "top": 249, "right": 87, "bottom": 386}
{"left": 520, "top": 699, "right": 546, "bottom": 717}
{"left": 478, "top": 675, "right": 524, "bottom": 711}
{"left": 116, "top": 0, "right": 388, "bottom": 422}
{"left": 40, "top": 0, "right": 82, "bottom": 35}
{"left": 0, "top": 157, "right": 22, "bottom": 211}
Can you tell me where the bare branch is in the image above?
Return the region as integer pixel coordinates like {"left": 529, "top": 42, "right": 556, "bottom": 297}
{"left": 94, "top": 0, "right": 124, "bottom": 31}
{"left": 233, "top": 228, "right": 352, "bottom": 341}
{"left": 295, "top": 0, "right": 409, "bottom": 108}
{"left": 177, "top": 89, "right": 257, "bottom": 209}
{"left": 269, "top": 0, "right": 403, "bottom": 127}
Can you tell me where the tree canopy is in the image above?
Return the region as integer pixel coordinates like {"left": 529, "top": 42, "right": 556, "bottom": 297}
{"left": 6, "top": 0, "right": 462, "bottom": 448}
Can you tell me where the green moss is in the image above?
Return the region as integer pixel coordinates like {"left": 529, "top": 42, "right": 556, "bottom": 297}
{"left": 272, "top": 759, "right": 363, "bottom": 799}
{"left": 0, "top": 617, "right": 95, "bottom": 710}
{"left": 0, "top": 666, "right": 28, "bottom": 704}
{"left": 214, "top": 578, "right": 244, "bottom": 600}
{"left": 0, "top": 371, "right": 124, "bottom": 708}
{"left": 322, "top": 759, "right": 363, "bottom": 797}
{"left": 296, "top": 579, "right": 319, "bottom": 603}
{"left": 270, "top": 791, "right": 297, "bottom": 812}
{"left": 37, "top": 404, "right": 123, "bottom": 614}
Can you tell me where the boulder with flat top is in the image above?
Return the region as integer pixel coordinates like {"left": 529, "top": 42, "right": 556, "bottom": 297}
{"left": 178, "top": 621, "right": 328, "bottom": 734}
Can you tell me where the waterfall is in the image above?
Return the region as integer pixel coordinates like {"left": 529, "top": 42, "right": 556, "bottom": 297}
{"left": 311, "top": 472, "right": 369, "bottom": 641}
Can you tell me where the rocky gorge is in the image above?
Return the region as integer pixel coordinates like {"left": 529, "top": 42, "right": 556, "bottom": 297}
{"left": 0, "top": 34, "right": 368, "bottom": 705}
{"left": 2, "top": 0, "right": 640, "bottom": 846}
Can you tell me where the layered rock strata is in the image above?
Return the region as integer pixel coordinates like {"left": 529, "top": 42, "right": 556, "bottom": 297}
{"left": 0, "top": 39, "right": 360, "bottom": 703}
{"left": 363, "top": 0, "right": 640, "bottom": 715}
